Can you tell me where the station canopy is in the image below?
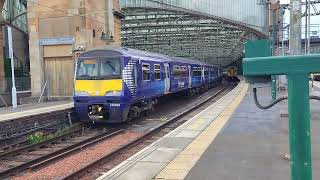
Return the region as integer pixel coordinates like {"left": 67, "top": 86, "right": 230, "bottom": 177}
{"left": 120, "top": 2, "right": 266, "bottom": 67}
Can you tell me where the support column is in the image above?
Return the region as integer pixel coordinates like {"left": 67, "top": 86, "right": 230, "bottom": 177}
{"left": 271, "top": 4, "right": 277, "bottom": 100}
{"left": 287, "top": 73, "right": 312, "bottom": 180}
{"left": 29, "top": 31, "right": 42, "bottom": 96}
{"left": 290, "top": 0, "right": 302, "bottom": 55}
{"left": 27, "top": 4, "right": 42, "bottom": 96}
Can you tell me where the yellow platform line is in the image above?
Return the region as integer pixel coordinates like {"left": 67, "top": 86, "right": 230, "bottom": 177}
{"left": 155, "top": 83, "right": 249, "bottom": 180}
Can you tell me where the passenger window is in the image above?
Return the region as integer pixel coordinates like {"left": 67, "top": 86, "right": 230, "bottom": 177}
{"left": 173, "top": 65, "right": 188, "bottom": 79}
{"left": 193, "top": 67, "right": 201, "bottom": 77}
{"left": 142, "top": 64, "right": 150, "bottom": 81}
{"left": 154, "top": 64, "right": 161, "bottom": 80}
{"left": 204, "top": 68, "right": 209, "bottom": 76}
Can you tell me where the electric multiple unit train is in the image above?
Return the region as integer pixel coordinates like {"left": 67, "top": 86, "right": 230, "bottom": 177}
{"left": 73, "top": 47, "right": 223, "bottom": 123}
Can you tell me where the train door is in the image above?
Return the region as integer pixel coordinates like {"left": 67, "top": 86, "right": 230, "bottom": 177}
{"left": 201, "top": 66, "right": 205, "bottom": 83}
{"left": 164, "top": 63, "right": 170, "bottom": 94}
{"left": 188, "top": 65, "right": 192, "bottom": 88}
{"left": 131, "top": 58, "right": 139, "bottom": 100}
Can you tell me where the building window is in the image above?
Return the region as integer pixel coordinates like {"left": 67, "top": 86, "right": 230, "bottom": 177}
{"left": 142, "top": 64, "right": 150, "bottom": 81}
{"left": 173, "top": 65, "right": 188, "bottom": 79}
{"left": 154, "top": 64, "right": 161, "bottom": 80}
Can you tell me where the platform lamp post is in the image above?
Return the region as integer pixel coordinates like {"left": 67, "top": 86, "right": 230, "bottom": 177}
{"left": 5, "top": 26, "right": 17, "bottom": 108}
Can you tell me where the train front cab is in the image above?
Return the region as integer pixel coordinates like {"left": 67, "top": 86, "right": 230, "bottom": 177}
{"left": 73, "top": 56, "right": 131, "bottom": 123}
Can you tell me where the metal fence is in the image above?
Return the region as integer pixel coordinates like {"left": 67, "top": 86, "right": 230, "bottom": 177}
{"left": 0, "top": 77, "right": 31, "bottom": 107}
{"left": 0, "top": 76, "right": 31, "bottom": 93}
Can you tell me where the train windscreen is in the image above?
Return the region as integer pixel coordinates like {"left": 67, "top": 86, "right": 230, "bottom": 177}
{"left": 76, "top": 57, "right": 121, "bottom": 80}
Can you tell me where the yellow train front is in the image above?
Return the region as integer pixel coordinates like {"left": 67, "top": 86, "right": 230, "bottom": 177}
{"left": 73, "top": 49, "right": 130, "bottom": 123}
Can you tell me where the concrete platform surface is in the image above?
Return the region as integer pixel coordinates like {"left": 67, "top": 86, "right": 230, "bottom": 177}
{"left": 184, "top": 84, "right": 320, "bottom": 180}
{"left": 97, "top": 82, "right": 248, "bottom": 180}
{"left": 0, "top": 101, "right": 73, "bottom": 121}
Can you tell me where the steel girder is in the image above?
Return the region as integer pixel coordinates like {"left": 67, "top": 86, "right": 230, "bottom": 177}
{"left": 121, "top": 6, "right": 266, "bottom": 67}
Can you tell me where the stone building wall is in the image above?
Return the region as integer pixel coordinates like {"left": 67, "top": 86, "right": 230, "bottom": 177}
{"left": 27, "top": 0, "right": 121, "bottom": 96}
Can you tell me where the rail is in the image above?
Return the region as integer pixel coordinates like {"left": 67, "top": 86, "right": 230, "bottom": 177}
{"left": 62, "top": 85, "right": 230, "bottom": 180}
{"left": 0, "top": 126, "right": 123, "bottom": 178}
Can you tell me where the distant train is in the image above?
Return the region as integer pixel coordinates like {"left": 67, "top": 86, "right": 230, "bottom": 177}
{"left": 73, "top": 47, "right": 223, "bottom": 123}
{"left": 313, "top": 74, "right": 320, "bottom": 81}
{"left": 226, "top": 66, "right": 239, "bottom": 82}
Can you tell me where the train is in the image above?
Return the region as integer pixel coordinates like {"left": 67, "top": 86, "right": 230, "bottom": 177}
{"left": 73, "top": 47, "right": 223, "bottom": 123}
{"left": 313, "top": 74, "right": 320, "bottom": 81}
{"left": 226, "top": 66, "right": 240, "bottom": 83}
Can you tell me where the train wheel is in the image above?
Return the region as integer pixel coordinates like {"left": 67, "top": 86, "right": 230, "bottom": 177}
{"left": 127, "top": 106, "right": 140, "bottom": 122}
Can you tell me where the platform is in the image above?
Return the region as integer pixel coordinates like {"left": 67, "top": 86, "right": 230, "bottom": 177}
{"left": 0, "top": 101, "right": 73, "bottom": 122}
{"left": 97, "top": 81, "right": 320, "bottom": 180}
{"left": 97, "top": 82, "right": 247, "bottom": 180}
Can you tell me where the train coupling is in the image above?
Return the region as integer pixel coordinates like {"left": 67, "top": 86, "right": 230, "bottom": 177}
{"left": 88, "top": 105, "right": 107, "bottom": 121}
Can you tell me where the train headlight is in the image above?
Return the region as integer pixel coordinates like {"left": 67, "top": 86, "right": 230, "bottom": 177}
{"left": 105, "top": 90, "right": 122, "bottom": 96}
{"left": 74, "top": 91, "right": 89, "bottom": 96}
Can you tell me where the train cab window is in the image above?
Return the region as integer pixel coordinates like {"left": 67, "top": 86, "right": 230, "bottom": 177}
{"left": 101, "top": 59, "right": 121, "bottom": 76}
{"left": 154, "top": 64, "right": 161, "bottom": 80}
{"left": 173, "top": 65, "right": 188, "bottom": 79}
{"left": 76, "top": 58, "right": 122, "bottom": 80}
{"left": 77, "top": 59, "right": 99, "bottom": 77}
{"left": 142, "top": 64, "right": 150, "bottom": 81}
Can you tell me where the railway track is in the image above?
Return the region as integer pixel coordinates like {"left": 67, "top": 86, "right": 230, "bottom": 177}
{"left": 0, "top": 122, "right": 85, "bottom": 155}
{"left": 2, "top": 83, "right": 232, "bottom": 179}
{"left": 62, "top": 84, "right": 233, "bottom": 180}
{"left": 0, "top": 123, "right": 124, "bottom": 178}
{"left": 0, "top": 109, "right": 75, "bottom": 148}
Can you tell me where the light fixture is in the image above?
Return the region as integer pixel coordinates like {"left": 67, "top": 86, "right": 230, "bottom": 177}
{"left": 101, "top": 31, "right": 114, "bottom": 42}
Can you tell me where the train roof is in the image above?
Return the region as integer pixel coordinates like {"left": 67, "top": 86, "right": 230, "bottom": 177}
{"left": 81, "top": 46, "right": 215, "bottom": 66}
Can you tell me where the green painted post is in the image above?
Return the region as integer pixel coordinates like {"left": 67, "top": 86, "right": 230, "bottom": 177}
{"left": 245, "top": 40, "right": 276, "bottom": 100}
{"left": 287, "top": 73, "right": 312, "bottom": 180}
{"left": 243, "top": 55, "right": 320, "bottom": 180}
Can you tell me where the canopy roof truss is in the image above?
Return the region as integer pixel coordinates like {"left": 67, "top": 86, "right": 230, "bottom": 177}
{"left": 121, "top": 6, "right": 266, "bottom": 67}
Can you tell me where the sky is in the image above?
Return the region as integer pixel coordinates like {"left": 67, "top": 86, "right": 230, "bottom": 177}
{"left": 283, "top": 0, "right": 320, "bottom": 38}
